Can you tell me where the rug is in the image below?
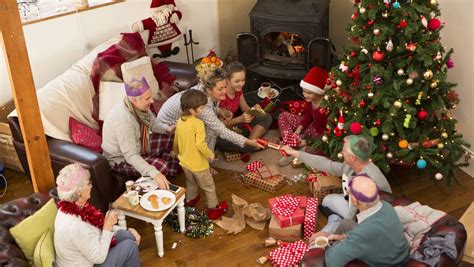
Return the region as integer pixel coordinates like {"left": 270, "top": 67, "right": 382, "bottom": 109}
{"left": 211, "top": 130, "right": 304, "bottom": 179}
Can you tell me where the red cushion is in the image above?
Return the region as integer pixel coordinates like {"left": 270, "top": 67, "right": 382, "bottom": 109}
{"left": 280, "top": 100, "right": 308, "bottom": 116}
{"left": 69, "top": 117, "right": 103, "bottom": 153}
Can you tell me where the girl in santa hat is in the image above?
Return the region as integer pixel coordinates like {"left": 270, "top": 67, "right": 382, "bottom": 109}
{"left": 278, "top": 66, "right": 328, "bottom": 165}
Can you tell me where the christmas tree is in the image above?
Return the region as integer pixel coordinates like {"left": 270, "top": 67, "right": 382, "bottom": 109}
{"left": 311, "top": 0, "right": 469, "bottom": 185}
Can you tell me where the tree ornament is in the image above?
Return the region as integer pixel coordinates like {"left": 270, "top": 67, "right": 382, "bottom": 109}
{"left": 324, "top": 95, "right": 329, "bottom": 101}
{"left": 368, "top": 20, "right": 375, "bottom": 26}
{"left": 417, "top": 110, "right": 428, "bottom": 120}
{"left": 397, "top": 69, "right": 405, "bottom": 76}
{"left": 446, "top": 58, "right": 454, "bottom": 68}
{"left": 382, "top": 134, "right": 389, "bottom": 140}
{"left": 368, "top": 92, "right": 374, "bottom": 98}
{"left": 406, "top": 78, "right": 413, "bottom": 85}
{"left": 416, "top": 159, "right": 427, "bottom": 169}
{"left": 369, "top": 127, "right": 379, "bottom": 136}
{"left": 441, "top": 132, "right": 448, "bottom": 139}
{"left": 374, "top": 118, "right": 381, "bottom": 126}
{"left": 386, "top": 152, "right": 393, "bottom": 159}
{"left": 361, "top": 48, "right": 368, "bottom": 54}
{"left": 334, "top": 111, "right": 345, "bottom": 137}
{"left": 351, "top": 51, "right": 357, "bottom": 58}
{"left": 437, "top": 143, "right": 445, "bottom": 149}
{"left": 386, "top": 39, "right": 394, "bottom": 52}
{"left": 373, "top": 29, "right": 381, "bottom": 36}
{"left": 350, "top": 122, "right": 363, "bottom": 134}
{"left": 382, "top": 11, "right": 389, "bottom": 18}
{"left": 428, "top": 18, "right": 441, "bottom": 31}
{"left": 336, "top": 79, "right": 343, "bottom": 86}
{"left": 399, "top": 20, "right": 407, "bottom": 28}
{"left": 399, "top": 139, "right": 408, "bottom": 149}
{"left": 337, "top": 153, "right": 344, "bottom": 159}
{"left": 423, "top": 70, "right": 433, "bottom": 80}
{"left": 406, "top": 43, "right": 417, "bottom": 52}
{"left": 359, "top": 7, "right": 366, "bottom": 14}
{"left": 415, "top": 92, "right": 423, "bottom": 105}
{"left": 354, "top": 0, "right": 360, "bottom": 3}
{"left": 435, "top": 173, "right": 443, "bottom": 180}
{"left": 409, "top": 71, "right": 419, "bottom": 79}
{"left": 373, "top": 76, "right": 383, "bottom": 86}
{"left": 372, "top": 50, "right": 385, "bottom": 62}
{"left": 434, "top": 51, "right": 442, "bottom": 61}
{"left": 392, "top": 1, "right": 401, "bottom": 9}
{"left": 430, "top": 80, "right": 438, "bottom": 88}
{"left": 420, "top": 15, "right": 428, "bottom": 29}
{"left": 359, "top": 100, "right": 366, "bottom": 107}
{"left": 394, "top": 100, "right": 402, "bottom": 108}
{"left": 322, "top": 135, "right": 328, "bottom": 142}
{"left": 339, "top": 62, "right": 349, "bottom": 72}
{"left": 403, "top": 114, "right": 412, "bottom": 128}
{"left": 430, "top": 0, "right": 438, "bottom": 5}
{"left": 383, "top": 0, "right": 390, "bottom": 3}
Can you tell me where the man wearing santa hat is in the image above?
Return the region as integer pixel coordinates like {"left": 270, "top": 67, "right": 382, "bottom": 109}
{"left": 132, "top": 0, "right": 182, "bottom": 58}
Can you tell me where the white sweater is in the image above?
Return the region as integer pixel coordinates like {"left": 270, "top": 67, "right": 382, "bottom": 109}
{"left": 54, "top": 210, "right": 114, "bottom": 267}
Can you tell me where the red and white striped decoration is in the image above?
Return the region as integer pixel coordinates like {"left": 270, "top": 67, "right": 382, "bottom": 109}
{"left": 303, "top": 197, "right": 318, "bottom": 240}
{"left": 281, "top": 132, "right": 301, "bottom": 147}
{"left": 246, "top": 160, "right": 264, "bottom": 172}
{"left": 268, "top": 240, "right": 309, "bottom": 266}
{"left": 270, "top": 195, "right": 300, "bottom": 217}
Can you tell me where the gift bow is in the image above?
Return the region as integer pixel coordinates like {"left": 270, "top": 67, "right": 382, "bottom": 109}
{"left": 246, "top": 160, "right": 264, "bottom": 172}
{"left": 269, "top": 240, "right": 309, "bottom": 266}
{"left": 271, "top": 195, "right": 300, "bottom": 217}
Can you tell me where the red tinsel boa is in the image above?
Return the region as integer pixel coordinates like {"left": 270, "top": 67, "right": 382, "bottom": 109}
{"left": 58, "top": 200, "right": 117, "bottom": 247}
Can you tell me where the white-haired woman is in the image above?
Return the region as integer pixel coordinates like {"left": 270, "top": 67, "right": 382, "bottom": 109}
{"left": 54, "top": 163, "right": 141, "bottom": 267}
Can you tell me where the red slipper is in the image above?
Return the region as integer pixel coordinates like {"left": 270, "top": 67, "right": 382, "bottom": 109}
{"left": 184, "top": 194, "right": 200, "bottom": 207}
{"left": 217, "top": 200, "right": 228, "bottom": 212}
{"left": 207, "top": 207, "right": 226, "bottom": 220}
{"left": 241, "top": 153, "right": 251, "bottom": 163}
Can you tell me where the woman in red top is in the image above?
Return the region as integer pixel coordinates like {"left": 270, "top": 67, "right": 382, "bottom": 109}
{"left": 217, "top": 62, "right": 272, "bottom": 153}
{"left": 278, "top": 66, "right": 328, "bottom": 148}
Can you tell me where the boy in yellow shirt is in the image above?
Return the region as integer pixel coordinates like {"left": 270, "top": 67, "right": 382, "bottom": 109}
{"left": 173, "top": 89, "right": 228, "bottom": 220}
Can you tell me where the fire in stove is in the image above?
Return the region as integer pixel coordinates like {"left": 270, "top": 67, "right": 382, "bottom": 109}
{"left": 263, "top": 32, "right": 306, "bottom": 60}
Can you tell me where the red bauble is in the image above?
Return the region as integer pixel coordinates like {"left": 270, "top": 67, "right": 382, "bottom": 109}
{"left": 368, "top": 20, "right": 375, "bottom": 26}
{"left": 351, "top": 51, "right": 357, "bottom": 57}
{"left": 428, "top": 18, "right": 441, "bottom": 30}
{"left": 365, "top": 85, "right": 371, "bottom": 89}
{"left": 350, "top": 122, "right": 363, "bottom": 134}
{"left": 354, "top": 0, "right": 360, "bottom": 3}
{"left": 399, "top": 20, "right": 408, "bottom": 28}
{"left": 374, "top": 118, "right": 381, "bottom": 126}
{"left": 359, "top": 100, "right": 366, "bottom": 107}
{"left": 417, "top": 110, "right": 428, "bottom": 120}
{"left": 372, "top": 50, "right": 385, "bottom": 62}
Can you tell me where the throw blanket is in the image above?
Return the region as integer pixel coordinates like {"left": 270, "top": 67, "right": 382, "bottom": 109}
{"left": 90, "top": 32, "right": 176, "bottom": 122}
{"left": 395, "top": 202, "right": 446, "bottom": 253}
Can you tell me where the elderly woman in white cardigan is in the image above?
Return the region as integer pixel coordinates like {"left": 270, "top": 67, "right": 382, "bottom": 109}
{"left": 54, "top": 163, "right": 141, "bottom": 267}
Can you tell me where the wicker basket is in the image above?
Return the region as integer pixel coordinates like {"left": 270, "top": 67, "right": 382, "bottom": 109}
{"left": 308, "top": 173, "right": 342, "bottom": 201}
{"left": 0, "top": 122, "right": 24, "bottom": 172}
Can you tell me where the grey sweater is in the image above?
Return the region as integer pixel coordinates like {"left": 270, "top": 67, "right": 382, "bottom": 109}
{"left": 155, "top": 86, "right": 246, "bottom": 151}
{"left": 298, "top": 152, "right": 392, "bottom": 193}
{"left": 102, "top": 101, "right": 161, "bottom": 178}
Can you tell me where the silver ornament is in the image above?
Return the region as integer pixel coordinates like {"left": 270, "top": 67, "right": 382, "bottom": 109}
{"left": 374, "top": 29, "right": 381, "bottom": 36}
{"left": 406, "top": 78, "right": 413, "bottom": 85}
{"left": 336, "top": 79, "right": 343, "bottom": 86}
{"left": 322, "top": 136, "right": 328, "bottom": 142}
{"left": 435, "top": 173, "right": 443, "bottom": 180}
{"left": 382, "top": 11, "right": 389, "bottom": 18}
{"left": 368, "top": 92, "right": 374, "bottom": 98}
{"left": 361, "top": 48, "right": 368, "bottom": 54}
{"left": 386, "top": 39, "right": 394, "bottom": 52}
{"left": 397, "top": 69, "right": 405, "bottom": 76}
{"left": 324, "top": 95, "right": 329, "bottom": 101}
{"left": 360, "top": 7, "right": 366, "bottom": 14}
{"left": 394, "top": 100, "right": 402, "bottom": 108}
{"left": 386, "top": 152, "right": 393, "bottom": 158}
{"left": 382, "top": 134, "right": 389, "bottom": 140}
{"left": 337, "top": 153, "right": 344, "bottom": 159}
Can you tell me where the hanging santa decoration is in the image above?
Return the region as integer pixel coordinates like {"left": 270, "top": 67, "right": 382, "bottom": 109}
{"left": 334, "top": 111, "right": 345, "bottom": 137}
{"left": 131, "top": 0, "right": 183, "bottom": 58}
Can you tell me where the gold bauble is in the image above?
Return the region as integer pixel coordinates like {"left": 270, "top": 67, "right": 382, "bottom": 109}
{"left": 437, "top": 143, "right": 445, "bottom": 149}
{"left": 441, "top": 132, "right": 448, "bottom": 139}
{"left": 423, "top": 70, "right": 433, "bottom": 80}
{"left": 430, "top": 81, "right": 438, "bottom": 88}
{"left": 430, "top": 0, "right": 438, "bottom": 5}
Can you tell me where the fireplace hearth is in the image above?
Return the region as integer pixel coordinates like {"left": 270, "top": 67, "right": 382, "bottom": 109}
{"left": 237, "top": 0, "right": 334, "bottom": 80}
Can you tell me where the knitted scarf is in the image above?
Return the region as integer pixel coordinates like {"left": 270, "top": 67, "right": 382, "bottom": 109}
{"left": 125, "top": 97, "right": 152, "bottom": 155}
{"left": 57, "top": 200, "right": 117, "bottom": 247}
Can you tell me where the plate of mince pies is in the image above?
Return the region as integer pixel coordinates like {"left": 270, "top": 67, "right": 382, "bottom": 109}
{"left": 140, "top": 190, "right": 176, "bottom": 212}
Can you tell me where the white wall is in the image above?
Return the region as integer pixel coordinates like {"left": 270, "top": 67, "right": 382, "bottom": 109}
{"left": 0, "top": 0, "right": 219, "bottom": 106}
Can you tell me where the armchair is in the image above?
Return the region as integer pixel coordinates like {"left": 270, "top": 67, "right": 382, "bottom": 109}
{"left": 8, "top": 61, "right": 198, "bottom": 212}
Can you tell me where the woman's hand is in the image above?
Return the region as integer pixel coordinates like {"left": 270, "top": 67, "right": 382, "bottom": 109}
{"left": 154, "top": 173, "right": 170, "bottom": 190}
{"left": 328, "top": 234, "right": 346, "bottom": 242}
{"left": 103, "top": 211, "right": 118, "bottom": 231}
{"left": 245, "top": 139, "right": 265, "bottom": 149}
{"left": 239, "top": 112, "right": 254, "bottom": 123}
{"left": 309, "top": 231, "right": 329, "bottom": 244}
{"left": 280, "top": 145, "right": 299, "bottom": 157}
{"left": 128, "top": 228, "right": 141, "bottom": 246}
{"left": 166, "top": 125, "right": 176, "bottom": 134}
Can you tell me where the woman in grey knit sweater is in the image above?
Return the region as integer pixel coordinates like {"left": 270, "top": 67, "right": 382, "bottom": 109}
{"left": 154, "top": 68, "right": 263, "bottom": 152}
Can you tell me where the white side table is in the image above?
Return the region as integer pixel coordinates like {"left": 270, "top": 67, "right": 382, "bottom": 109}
{"left": 112, "top": 188, "right": 186, "bottom": 257}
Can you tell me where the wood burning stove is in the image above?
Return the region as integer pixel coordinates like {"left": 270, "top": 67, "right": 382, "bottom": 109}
{"left": 237, "top": 0, "right": 335, "bottom": 81}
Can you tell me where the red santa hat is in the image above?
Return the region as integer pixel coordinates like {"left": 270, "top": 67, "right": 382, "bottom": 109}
{"left": 150, "top": 0, "right": 175, "bottom": 8}
{"left": 299, "top": 66, "right": 328, "bottom": 95}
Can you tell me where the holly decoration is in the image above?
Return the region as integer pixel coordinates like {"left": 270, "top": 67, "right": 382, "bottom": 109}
{"left": 310, "top": 0, "right": 469, "bottom": 186}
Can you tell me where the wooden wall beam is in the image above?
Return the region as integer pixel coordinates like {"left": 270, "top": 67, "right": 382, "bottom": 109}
{"left": 0, "top": 0, "right": 55, "bottom": 191}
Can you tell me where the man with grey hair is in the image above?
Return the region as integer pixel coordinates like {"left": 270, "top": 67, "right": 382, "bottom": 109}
{"left": 319, "top": 176, "right": 408, "bottom": 266}
{"left": 282, "top": 135, "right": 392, "bottom": 229}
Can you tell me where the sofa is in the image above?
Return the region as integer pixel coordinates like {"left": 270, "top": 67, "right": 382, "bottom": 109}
{"left": 301, "top": 191, "right": 467, "bottom": 267}
{"left": 8, "top": 59, "right": 198, "bottom": 213}
{"left": 0, "top": 192, "right": 54, "bottom": 267}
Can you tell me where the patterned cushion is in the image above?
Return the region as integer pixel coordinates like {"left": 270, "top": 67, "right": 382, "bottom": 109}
{"left": 280, "top": 100, "right": 308, "bottom": 117}
{"left": 69, "top": 117, "right": 102, "bottom": 153}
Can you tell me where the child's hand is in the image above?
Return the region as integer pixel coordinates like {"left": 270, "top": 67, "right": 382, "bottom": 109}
{"left": 240, "top": 112, "right": 254, "bottom": 123}
{"left": 169, "top": 151, "right": 177, "bottom": 159}
{"left": 209, "top": 153, "right": 215, "bottom": 161}
{"left": 281, "top": 145, "right": 298, "bottom": 157}
{"left": 166, "top": 125, "right": 176, "bottom": 134}
{"left": 294, "top": 126, "right": 303, "bottom": 135}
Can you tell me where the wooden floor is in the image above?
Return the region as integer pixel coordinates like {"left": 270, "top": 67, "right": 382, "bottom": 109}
{"left": 2, "top": 166, "right": 473, "bottom": 266}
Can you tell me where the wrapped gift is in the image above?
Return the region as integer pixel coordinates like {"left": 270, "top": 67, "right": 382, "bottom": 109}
{"left": 223, "top": 152, "right": 241, "bottom": 162}
{"left": 268, "top": 195, "right": 305, "bottom": 228}
{"left": 269, "top": 215, "right": 303, "bottom": 242}
{"left": 268, "top": 240, "right": 309, "bottom": 266}
{"left": 242, "top": 172, "right": 285, "bottom": 193}
{"left": 257, "top": 164, "right": 280, "bottom": 179}
{"left": 306, "top": 172, "right": 343, "bottom": 201}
